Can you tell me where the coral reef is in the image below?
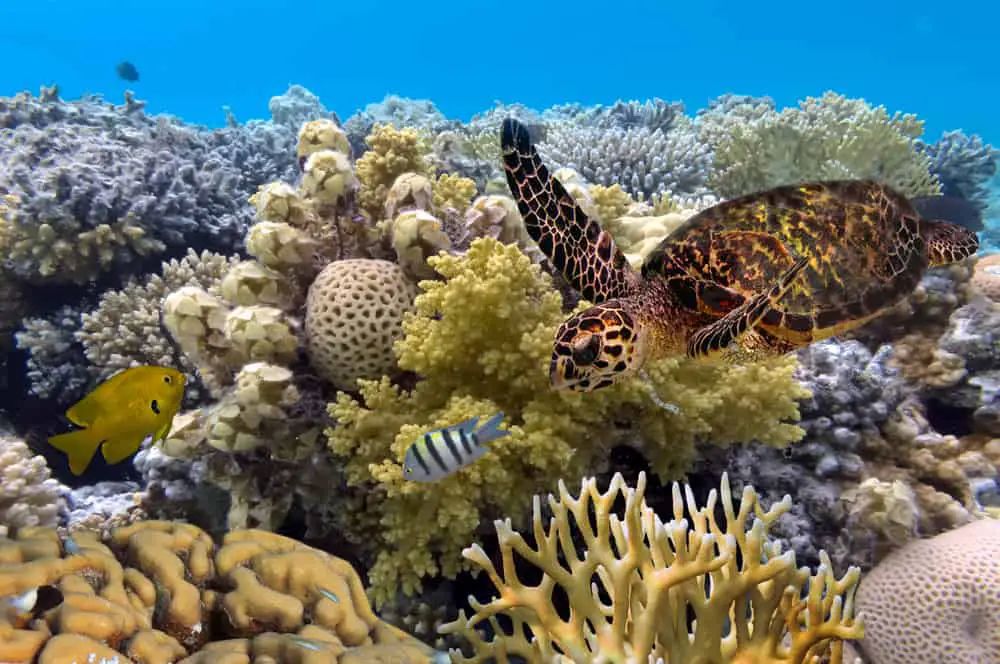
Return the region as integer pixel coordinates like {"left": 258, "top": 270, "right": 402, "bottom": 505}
{"left": 328, "top": 237, "right": 809, "bottom": 605}
{"left": 0, "top": 520, "right": 438, "bottom": 663}
{"left": 442, "top": 472, "right": 863, "bottom": 663}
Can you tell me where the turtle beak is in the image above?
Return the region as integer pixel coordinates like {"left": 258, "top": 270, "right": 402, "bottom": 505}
{"left": 549, "top": 355, "right": 587, "bottom": 391}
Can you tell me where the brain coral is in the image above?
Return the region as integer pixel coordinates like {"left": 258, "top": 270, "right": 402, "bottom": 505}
{"left": 0, "top": 521, "right": 437, "bottom": 663}
{"left": 305, "top": 259, "right": 419, "bottom": 390}
{"left": 855, "top": 518, "right": 1000, "bottom": 664}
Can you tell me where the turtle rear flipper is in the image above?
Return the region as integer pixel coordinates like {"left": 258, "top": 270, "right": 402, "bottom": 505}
{"left": 919, "top": 218, "right": 979, "bottom": 266}
{"left": 500, "top": 118, "right": 639, "bottom": 303}
{"left": 687, "top": 256, "right": 809, "bottom": 360}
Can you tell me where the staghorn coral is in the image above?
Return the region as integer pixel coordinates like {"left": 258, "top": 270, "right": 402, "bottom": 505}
{"left": 855, "top": 518, "right": 1000, "bottom": 664}
{"left": 0, "top": 437, "right": 66, "bottom": 537}
{"left": 440, "top": 471, "right": 863, "bottom": 664}
{"left": 708, "top": 91, "right": 941, "bottom": 200}
{"left": 327, "top": 238, "right": 809, "bottom": 605}
{"left": 0, "top": 521, "right": 438, "bottom": 663}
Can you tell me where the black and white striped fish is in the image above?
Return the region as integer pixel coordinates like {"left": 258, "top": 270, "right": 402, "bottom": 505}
{"left": 403, "top": 412, "right": 510, "bottom": 482}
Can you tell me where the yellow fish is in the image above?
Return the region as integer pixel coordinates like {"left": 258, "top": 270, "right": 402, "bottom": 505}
{"left": 47, "top": 365, "right": 186, "bottom": 475}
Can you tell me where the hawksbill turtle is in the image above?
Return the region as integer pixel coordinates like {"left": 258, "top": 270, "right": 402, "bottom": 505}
{"left": 499, "top": 118, "right": 980, "bottom": 392}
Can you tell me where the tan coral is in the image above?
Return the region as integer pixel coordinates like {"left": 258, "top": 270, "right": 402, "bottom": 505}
{"left": 971, "top": 253, "right": 1000, "bottom": 301}
{"left": 383, "top": 172, "right": 434, "bottom": 221}
{"left": 856, "top": 519, "right": 1000, "bottom": 664}
{"left": 221, "top": 260, "right": 300, "bottom": 309}
{"left": 384, "top": 209, "right": 452, "bottom": 281}
{"left": 304, "top": 259, "right": 419, "bottom": 390}
{"left": 0, "top": 521, "right": 437, "bottom": 663}
{"left": 441, "top": 472, "right": 863, "bottom": 664}
{"left": 297, "top": 119, "right": 352, "bottom": 163}
{"left": 302, "top": 150, "right": 358, "bottom": 206}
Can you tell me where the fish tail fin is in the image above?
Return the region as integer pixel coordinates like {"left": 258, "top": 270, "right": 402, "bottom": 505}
{"left": 474, "top": 412, "right": 510, "bottom": 445}
{"left": 47, "top": 428, "right": 102, "bottom": 476}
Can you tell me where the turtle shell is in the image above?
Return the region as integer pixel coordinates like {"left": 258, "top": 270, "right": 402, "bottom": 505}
{"left": 640, "top": 180, "right": 928, "bottom": 344}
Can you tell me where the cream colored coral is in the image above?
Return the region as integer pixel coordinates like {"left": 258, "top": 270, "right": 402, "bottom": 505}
{"left": 0, "top": 438, "right": 66, "bottom": 536}
{"left": 223, "top": 306, "right": 299, "bottom": 365}
{"left": 305, "top": 259, "right": 418, "bottom": 390}
{"left": 205, "top": 363, "right": 301, "bottom": 454}
{"left": 250, "top": 182, "right": 311, "bottom": 227}
{"left": 856, "top": 519, "right": 1000, "bottom": 664}
{"left": 246, "top": 221, "right": 318, "bottom": 271}
{"left": 384, "top": 172, "right": 433, "bottom": 221}
{"left": 301, "top": 150, "right": 357, "bottom": 206}
{"left": 441, "top": 471, "right": 863, "bottom": 664}
{"left": 297, "top": 118, "right": 351, "bottom": 162}
{"left": 385, "top": 209, "right": 452, "bottom": 281}
{"left": 162, "top": 286, "right": 236, "bottom": 387}
{"left": 220, "top": 260, "right": 298, "bottom": 309}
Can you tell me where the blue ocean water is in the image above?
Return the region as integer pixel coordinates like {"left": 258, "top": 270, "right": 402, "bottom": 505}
{"left": 2, "top": 0, "right": 998, "bottom": 144}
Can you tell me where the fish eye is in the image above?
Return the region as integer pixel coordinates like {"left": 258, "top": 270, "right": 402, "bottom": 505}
{"left": 403, "top": 466, "right": 412, "bottom": 475}
{"left": 163, "top": 375, "right": 172, "bottom": 383}
{"left": 571, "top": 334, "right": 602, "bottom": 366}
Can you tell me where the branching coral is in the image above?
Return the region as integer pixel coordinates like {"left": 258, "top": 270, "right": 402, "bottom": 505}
{"left": 76, "top": 249, "right": 240, "bottom": 382}
{"left": 355, "top": 124, "right": 432, "bottom": 222}
{"left": 327, "top": 238, "right": 808, "bottom": 605}
{"left": 708, "top": 91, "right": 941, "bottom": 199}
{"left": 440, "top": 471, "right": 863, "bottom": 664}
{"left": 0, "top": 437, "right": 66, "bottom": 536}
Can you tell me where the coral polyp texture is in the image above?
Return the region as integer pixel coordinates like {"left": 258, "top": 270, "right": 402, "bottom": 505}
{"left": 0, "top": 520, "right": 438, "bottom": 663}
{"left": 441, "top": 471, "right": 863, "bottom": 664}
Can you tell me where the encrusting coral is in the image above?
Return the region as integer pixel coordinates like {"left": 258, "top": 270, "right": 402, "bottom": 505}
{"left": 328, "top": 237, "right": 810, "bottom": 606}
{"left": 440, "top": 472, "right": 863, "bottom": 664}
{"left": 0, "top": 520, "right": 439, "bottom": 663}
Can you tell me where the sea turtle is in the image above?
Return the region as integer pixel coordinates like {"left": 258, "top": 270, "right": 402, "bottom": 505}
{"left": 499, "top": 118, "right": 980, "bottom": 392}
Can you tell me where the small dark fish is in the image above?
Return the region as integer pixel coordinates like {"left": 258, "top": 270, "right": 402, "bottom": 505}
{"left": 912, "top": 195, "right": 983, "bottom": 232}
{"left": 115, "top": 61, "right": 140, "bottom": 82}
{"left": 3, "top": 585, "right": 64, "bottom": 627}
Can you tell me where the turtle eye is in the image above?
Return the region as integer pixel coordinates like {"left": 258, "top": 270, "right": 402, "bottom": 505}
{"left": 571, "top": 334, "right": 602, "bottom": 366}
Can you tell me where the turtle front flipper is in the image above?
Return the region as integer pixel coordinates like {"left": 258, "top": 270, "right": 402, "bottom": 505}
{"left": 500, "top": 118, "right": 639, "bottom": 303}
{"left": 687, "top": 256, "right": 809, "bottom": 360}
{"left": 919, "top": 219, "right": 979, "bottom": 266}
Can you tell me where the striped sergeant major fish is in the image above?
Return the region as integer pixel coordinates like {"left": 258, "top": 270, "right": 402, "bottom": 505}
{"left": 403, "top": 412, "right": 510, "bottom": 482}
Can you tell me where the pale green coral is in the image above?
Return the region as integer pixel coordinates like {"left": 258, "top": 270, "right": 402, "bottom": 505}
{"left": 326, "top": 237, "right": 809, "bottom": 606}
{"left": 709, "top": 91, "right": 941, "bottom": 199}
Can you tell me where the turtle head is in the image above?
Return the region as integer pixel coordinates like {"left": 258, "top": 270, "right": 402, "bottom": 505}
{"left": 550, "top": 302, "right": 647, "bottom": 392}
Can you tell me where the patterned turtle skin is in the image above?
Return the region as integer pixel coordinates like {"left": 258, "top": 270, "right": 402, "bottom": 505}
{"left": 500, "top": 118, "right": 980, "bottom": 392}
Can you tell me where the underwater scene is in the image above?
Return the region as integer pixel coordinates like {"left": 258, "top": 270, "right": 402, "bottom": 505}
{"left": 1, "top": 2, "right": 999, "bottom": 663}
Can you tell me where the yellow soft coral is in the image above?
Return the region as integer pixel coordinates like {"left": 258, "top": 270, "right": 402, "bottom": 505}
{"left": 327, "top": 238, "right": 808, "bottom": 605}
{"left": 355, "top": 124, "right": 431, "bottom": 223}
{"left": 440, "top": 472, "right": 863, "bottom": 664}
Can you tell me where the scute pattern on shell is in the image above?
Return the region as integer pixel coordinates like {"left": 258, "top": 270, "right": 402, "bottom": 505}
{"left": 305, "top": 259, "right": 419, "bottom": 389}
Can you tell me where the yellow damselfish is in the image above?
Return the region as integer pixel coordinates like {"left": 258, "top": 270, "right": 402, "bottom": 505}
{"left": 47, "top": 365, "right": 186, "bottom": 475}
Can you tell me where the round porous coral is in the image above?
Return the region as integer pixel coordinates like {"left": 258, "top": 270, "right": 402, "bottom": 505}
{"left": 305, "top": 259, "right": 418, "bottom": 390}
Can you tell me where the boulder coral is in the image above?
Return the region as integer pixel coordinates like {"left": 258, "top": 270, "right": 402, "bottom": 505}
{"left": 328, "top": 237, "right": 810, "bottom": 605}
{"left": 0, "top": 521, "right": 438, "bottom": 663}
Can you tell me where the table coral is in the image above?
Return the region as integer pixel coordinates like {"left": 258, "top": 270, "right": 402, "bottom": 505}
{"left": 0, "top": 521, "right": 438, "bottom": 663}
{"left": 440, "top": 471, "right": 863, "bottom": 664}
{"left": 708, "top": 91, "right": 941, "bottom": 200}
{"left": 327, "top": 237, "right": 809, "bottom": 606}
